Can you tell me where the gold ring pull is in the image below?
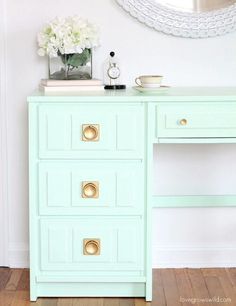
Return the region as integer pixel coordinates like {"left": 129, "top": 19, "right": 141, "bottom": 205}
{"left": 82, "top": 181, "right": 99, "bottom": 198}
{"left": 82, "top": 124, "right": 99, "bottom": 141}
{"left": 83, "top": 239, "right": 100, "bottom": 255}
{"left": 179, "top": 119, "right": 188, "bottom": 126}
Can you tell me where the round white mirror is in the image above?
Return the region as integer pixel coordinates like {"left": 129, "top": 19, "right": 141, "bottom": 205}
{"left": 156, "top": 0, "right": 236, "bottom": 12}
{"left": 116, "top": 0, "right": 236, "bottom": 38}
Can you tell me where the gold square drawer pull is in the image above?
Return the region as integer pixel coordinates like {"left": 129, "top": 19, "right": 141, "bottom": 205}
{"left": 83, "top": 239, "right": 100, "bottom": 255}
{"left": 82, "top": 181, "right": 99, "bottom": 198}
{"left": 82, "top": 124, "right": 100, "bottom": 141}
{"left": 179, "top": 119, "right": 188, "bottom": 126}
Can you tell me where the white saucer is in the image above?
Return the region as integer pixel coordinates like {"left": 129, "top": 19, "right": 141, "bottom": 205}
{"left": 133, "top": 86, "right": 170, "bottom": 93}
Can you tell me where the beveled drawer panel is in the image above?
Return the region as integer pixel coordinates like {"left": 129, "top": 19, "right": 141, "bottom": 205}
{"left": 40, "top": 217, "right": 144, "bottom": 273}
{"left": 38, "top": 161, "right": 144, "bottom": 215}
{"left": 156, "top": 103, "right": 236, "bottom": 139}
{"left": 38, "top": 104, "right": 144, "bottom": 159}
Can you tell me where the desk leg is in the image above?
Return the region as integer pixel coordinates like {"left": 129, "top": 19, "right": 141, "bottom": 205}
{"left": 145, "top": 104, "right": 153, "bottom": 301}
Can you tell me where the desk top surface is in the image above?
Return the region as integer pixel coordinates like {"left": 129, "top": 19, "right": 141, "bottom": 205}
{"left": 28, "top": 87, "right": 236, "bottom": 102}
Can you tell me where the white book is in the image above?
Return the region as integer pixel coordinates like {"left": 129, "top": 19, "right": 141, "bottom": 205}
{"left": 39, "top": 85, "right": 105, "bottom": 93}
{"left": 41, "top": 79, "right": 103, "bottom": 87}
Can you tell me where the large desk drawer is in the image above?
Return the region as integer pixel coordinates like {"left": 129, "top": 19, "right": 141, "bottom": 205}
{"left": 38, "top": 161, "right": 144, "bottom": 215}
{"left": 40, "top": 217, "right": 144, "bottom": 274}
{"left": 38, "top": 104, "right": 144, "bottom": 159}
{"left": 156, "top": 103, "right": 236, "bottom": 139}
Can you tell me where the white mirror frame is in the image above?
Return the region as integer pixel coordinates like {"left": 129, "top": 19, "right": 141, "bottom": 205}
{"left": 116, "top": 0, "right": 236, "bottom": 38}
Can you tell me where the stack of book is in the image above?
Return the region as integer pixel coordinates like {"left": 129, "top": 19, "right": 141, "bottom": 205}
{"left": 39, "top": 79, "right": 104, "bottom": 93}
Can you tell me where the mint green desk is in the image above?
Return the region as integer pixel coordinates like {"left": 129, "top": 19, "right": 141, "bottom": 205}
{"left": 28, "top": 87, "right": 236, "bottom": 301}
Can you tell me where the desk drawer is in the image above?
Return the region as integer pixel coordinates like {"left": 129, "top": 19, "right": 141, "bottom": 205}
{"left": 38, "top": 104, "right": 144, "bottom": 159}
{"left": 156, "top": 103, "right": 236, "bottom": 139}
{"left": 38, "top": 161, "right": 144, "bottom": 215}
{"left": 40, "top": 217, "right": 144, "bottom": 273}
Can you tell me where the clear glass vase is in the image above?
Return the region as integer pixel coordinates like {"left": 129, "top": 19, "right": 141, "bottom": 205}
{"left": 49, "top": 49, "right": 92, "bottom": 80}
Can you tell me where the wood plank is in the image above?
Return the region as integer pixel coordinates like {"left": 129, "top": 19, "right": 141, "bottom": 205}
{"left": 17, "top": 269, "right": 29, "bottom": 291}
{"left": 152, "top": 269, "right": 166, "bottom": 306}
{"left": 175, "top": 269, "right": 194, "bottom": 306}
{"left": 0, "top": 268, "right": 236, "bottom": 306}
{"left": 134, "top": 298, "right": 150, "bottom": 306}
{"left": 201, "top": 268, "right": 221, "bottom": 277}
{"left": 203, "top": 275, "right": 226, "bottom": 306}
{"left": 35, "top": 299, "right": 46, "bottom": 306}
{"left": 5, "top": 269, "right": 23, "bottom": 290}
{"left": 161, "top": 268, "right": 180, "bottom": 306}
{"left": 227, "top": 268, "right": 236, "bottom": 287}
{"left": 40, "top": 298, "right": 58, "bottom": 306}
{"left": 218, "top": 269, "right": 236, "bottom": 305}
{"left": 0, "top": 290, "right": 15, "bottom": 306}
{"left": 202, "top": 269, "right": 235, "bottom": 304}
{"left": 187, "top": 269, "right": 211, "bottom": 306}
{"left": 57, "top": 298, "right": 74, "bottom": 306}
{"left": 103, "top": 298, "right": 119, "bottom": 306}
{"left": 10, "top": 290, "right": 36, "bottom": 306}
{"left": 11, "top": 290, "right": 43, "bottom": 306}
{"left": 72, "top": 298, "right": 104, "bottom": 306}
{"left": 0, "top": 267, "right": 12, "bottom": 290}
{"left": 119, "top": 298, "right": 134, "bottom": 306}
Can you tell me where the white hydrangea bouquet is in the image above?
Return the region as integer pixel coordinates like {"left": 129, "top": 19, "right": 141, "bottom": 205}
{"left": 37, "top": 16, "right": 99, "bottom": 80}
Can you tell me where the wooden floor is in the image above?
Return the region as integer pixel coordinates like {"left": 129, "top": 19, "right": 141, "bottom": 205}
{"left": 0, "top": 268, "right": 236, "bottom": 305}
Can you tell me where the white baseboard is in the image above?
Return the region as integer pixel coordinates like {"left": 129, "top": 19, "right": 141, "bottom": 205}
{"left": 153, "top": 245, "right": 236, "bottom": 268}
{"left": 7, "top": 243, "right": 236, "bottom": 269}
{"left": 8, "top": 243, "right": 29, "bottom": 268}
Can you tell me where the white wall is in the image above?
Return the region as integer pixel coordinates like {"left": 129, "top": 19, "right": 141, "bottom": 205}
{"left": 0, "top": 0, "right": 8, "bottom": 267}
{"left": 4, "top": 0, "right": 236, "bottom": 267}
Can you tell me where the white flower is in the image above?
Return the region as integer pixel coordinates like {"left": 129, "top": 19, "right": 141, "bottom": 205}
{"left": 37, "top": 48, "right": 46, "bottom": 56}
{"left": 37, "top": 16, "right": 100, "bottom": 57}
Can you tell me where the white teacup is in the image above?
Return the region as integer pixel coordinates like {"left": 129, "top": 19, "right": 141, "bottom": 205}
{"left": 135, "top": 75, "right": 163, "bottom": 88}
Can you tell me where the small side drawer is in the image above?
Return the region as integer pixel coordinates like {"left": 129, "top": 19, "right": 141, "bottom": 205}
{"left": 40, "top": 217, "right": 144, "bottom": 273}
{"left": 156, "top": 103, "right": 236, "bottom": 139}
{"left": 38, "top": 161, "right": 144, "bottom": 215}
{"left": 38, "top": 104, "right": 144, "bottom": 159}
